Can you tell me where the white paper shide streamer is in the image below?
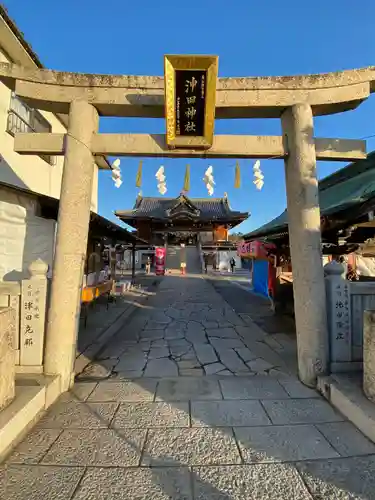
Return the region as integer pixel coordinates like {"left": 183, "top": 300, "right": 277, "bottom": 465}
{"left": 253, "top": 160, "right": 264, "bottom": 190}
{"left": 156, "top": 166, "right": 167, "bottom": 195}
{"left": 111, "top": 158, "right": 122, "bottom": 188}
{"left": 203, "top": 166, "right": 215, "bottom": 196}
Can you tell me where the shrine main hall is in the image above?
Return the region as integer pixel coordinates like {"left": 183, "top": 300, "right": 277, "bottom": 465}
{"left": 115, "top": 193, "right": 248, "bottom": 246}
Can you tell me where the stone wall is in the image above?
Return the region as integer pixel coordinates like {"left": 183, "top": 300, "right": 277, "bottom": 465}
{"left": 0, "top": 306, "right": 15, "bottom": 411}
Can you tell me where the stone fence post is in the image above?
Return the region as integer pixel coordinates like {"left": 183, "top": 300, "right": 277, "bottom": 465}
{"left": 20, "top": 259, "right": 48, "bottom": 368}
{"left": 0, "top": 307, "right": 16, "bottom": 411}
{"left": 364, "top": 310, "right": 375, "bottom": 402}
{"left": 324, "top": 260, "right": 352, "bottom": 367}
{"left": 0, "top": 282, "right": 21, "bottom": 364}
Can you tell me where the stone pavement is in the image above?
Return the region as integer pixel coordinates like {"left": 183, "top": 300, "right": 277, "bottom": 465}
{"left": 2, "top": 275, "right": 375, "bottom": 499}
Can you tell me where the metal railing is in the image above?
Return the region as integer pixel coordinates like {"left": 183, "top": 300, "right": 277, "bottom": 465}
{"left": 6, "top": 94, "right": 53, "bottom": 165}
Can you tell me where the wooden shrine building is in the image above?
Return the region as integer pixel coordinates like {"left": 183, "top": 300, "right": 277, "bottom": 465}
{"left": 115, "top": 193, "right": 248, "bottom": 246}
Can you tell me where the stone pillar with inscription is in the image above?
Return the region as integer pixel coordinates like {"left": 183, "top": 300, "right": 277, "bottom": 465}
{"left": 20, "top": 259, "right": 49, "bottom": 369}
{"left": 281, "top": 103, "right": 328, "bottom": 387}
{"left": 363, "top": 310, "right": 375, "bottom": 402}
{"left": 324, "top": 260, "right": 352, "bottom": 368}
{"left": 44, "top": 100, "right": 99, "bottom": 392}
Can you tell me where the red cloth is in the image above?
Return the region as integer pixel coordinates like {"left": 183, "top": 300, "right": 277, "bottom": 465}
{"left": 268, "top": 262, "right": 277, "bottom": 298}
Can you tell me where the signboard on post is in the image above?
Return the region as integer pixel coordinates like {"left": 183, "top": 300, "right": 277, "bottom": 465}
{"left": 164, "top": 55, "right": 218, "bottom": 149}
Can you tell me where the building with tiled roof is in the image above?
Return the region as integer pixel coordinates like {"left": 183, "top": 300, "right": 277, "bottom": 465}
{"left": 115, "top": 193, "right": 249, "bottom": 245}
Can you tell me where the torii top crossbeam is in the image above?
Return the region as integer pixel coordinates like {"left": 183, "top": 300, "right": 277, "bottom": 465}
{"left": 1, "top": 63, "right": 375, "bottom": 118}
{"left": 0, "top": 63, "right": 373, "bottom": 162}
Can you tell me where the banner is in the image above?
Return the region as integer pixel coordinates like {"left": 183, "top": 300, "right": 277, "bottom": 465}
{"left": 237, "top": 240, "right": 276, "bottom": 260}
{"left": 155, "top": 247, "right": 166, "bottom": 275}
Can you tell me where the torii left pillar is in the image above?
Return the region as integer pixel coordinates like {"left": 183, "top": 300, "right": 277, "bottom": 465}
{"left": 44, "top": 100, "right": 98, "bottom": 392}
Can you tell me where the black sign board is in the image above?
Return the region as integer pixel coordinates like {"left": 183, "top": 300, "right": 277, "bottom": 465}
{"left": 175, "top": 70, "right": 206, "bottom": 137}
{"left": 164, "top": 55, "right": 218, "bottom": 149}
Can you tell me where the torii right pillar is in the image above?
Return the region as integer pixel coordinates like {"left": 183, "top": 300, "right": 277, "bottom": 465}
{"left": 281, "top": 103, "right": 328, "bottom": 387}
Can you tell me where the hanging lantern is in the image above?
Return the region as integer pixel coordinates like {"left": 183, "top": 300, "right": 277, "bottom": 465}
{"left": 253, "top": 160, "right": 264, "bottom": 190}
{"left": 183, "top": 164, "right": 190, "bottom": 193}
{"left": 111, "top": 158, "right": 122, "bottom": 188}
{"left": 203, "top": 166, "right": 215, "bottom": 196}
{"left": 234, "top": 160, "right": 241, "bottom": 189}
{"left": 135, "top": 160, "right": 143, "bottom": 188}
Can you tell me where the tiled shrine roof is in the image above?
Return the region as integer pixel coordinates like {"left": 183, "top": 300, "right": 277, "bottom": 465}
{"left": 115, "top": 194, "right": 249, "bottom": 224}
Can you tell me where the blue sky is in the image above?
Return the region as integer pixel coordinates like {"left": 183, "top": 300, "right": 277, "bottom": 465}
{"left": 4, "top": 0, "right": 375, "bottom": 233}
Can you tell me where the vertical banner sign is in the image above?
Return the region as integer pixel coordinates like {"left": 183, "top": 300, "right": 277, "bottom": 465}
{"left": 155, "top": 247, "right": 166, "bottom": 275}
{"left": 164, "top": 55, "right": 218, "bottom": 149}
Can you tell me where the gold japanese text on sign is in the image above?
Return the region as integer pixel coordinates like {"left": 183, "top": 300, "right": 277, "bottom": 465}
{"left": 164, "top": 55, "right": 218, "bottom": 149}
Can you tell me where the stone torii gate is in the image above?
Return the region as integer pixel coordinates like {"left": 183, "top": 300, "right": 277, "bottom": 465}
{"left": 0, "top": 62, "right": 374, "bottom": 391}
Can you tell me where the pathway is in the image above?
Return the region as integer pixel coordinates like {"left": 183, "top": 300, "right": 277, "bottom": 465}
{"left": 2, "top": 275, "right": 375, "bottom": 499}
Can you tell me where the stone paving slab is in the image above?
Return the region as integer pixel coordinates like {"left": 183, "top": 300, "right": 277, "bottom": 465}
{"left": 156, "top": 378, "right": 222, "bottom": 401}
{"left": 180, "top": 368, "right": 205, "bottom": 376}
{"left": 262, "top": 398, "right": 345, "bottom": 425}
{"left": 235, "top": 424, "right": 339, "bottom": 463}
{"left": 71, "top": 466, "right": 193, "bottom": 500}
{"left": 276, "top": 377, "right": 320, "bottom": 398}
{"left": 235, "top": 346, "right": 257, "bottom": 362}
{"left": 209, "top": 337, "right": 245, "bottom": 350}
{"left": 111, "top": 402, "right": 190, "bottom": 428}
{"left": 206, "top": 327, "right": 238, "bottom": 338}
{"left": 194, "top": 344, "right": 218, "bottom": 365}
{"left": 141, "top": 428, "right": 241, "bottom": 466}
{"left": 76, "top": 362, "right": 113, "bottom": 380}
{"left": 0, "top": 465, "right": 85, "bottom": 500}
{"left": 42, "top": 429, "right": 146, "bottom": 466}
{"left": 185, "top": 330, "right": 207, "bottom": 345}
{"left": 191, "top": 400, "right": 271, "bottom": 427}
{"left": 114, "top": 352, "right": 147, "bottom": 372}
{"left": 192, "top": 464, "right": 312, "bottom": 499}
{"left": 177, "top": 359, "right": 201, "bottom": 369}
{"left": 217, "top": 349, "right": 249, "bottom": 372}
{"left": 88, "top": 380, "right": 157, "bottom": 402}
{"left": 296, "top": 455, "right": 375, "bottom": 499}
{"left": 36, "top": 401, "right": 118, "bottom": 428}
{"left": 6, "top": 429, "right": 62, "bottom": 464}
{"left": 144, "top": 358, "right": 178, "bottom": 377}
{"left": 111, "top": 370, "right": 143, "bottom": 379}
{"left": 59, "top": 382, "right": 98, "bottom": 402}
{"left": 148, "top": 347, "right": 170, "bottom": 359}
{"left": 316, "top": 421, "right": 375, "bottom": 457}
{"left": 204, "top": 362, "right": 226, "bottom": 375}
{"left": 247, "top": 357, "right": 275, "bottom": 373}
{"left": 219, "top": 376, "right": 289, "bottom": 400}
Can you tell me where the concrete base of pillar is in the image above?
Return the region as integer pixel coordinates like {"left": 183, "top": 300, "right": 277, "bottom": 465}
{"left": 0, "top": 374, "right": 60, "bottom": 461}
{"left": 318, "top": 373, "right": 375, "bottom": 445}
